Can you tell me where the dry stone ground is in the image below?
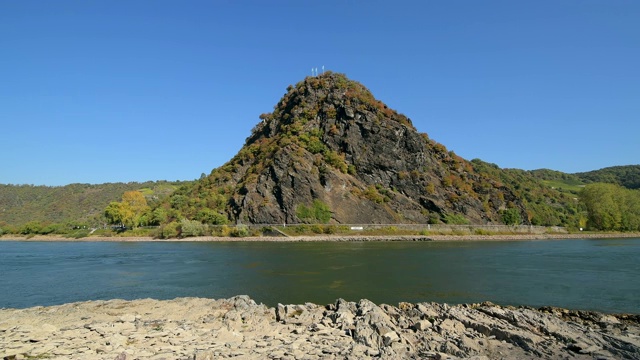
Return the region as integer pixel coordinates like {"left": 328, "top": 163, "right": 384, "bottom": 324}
{"left": 1, "top": 296, "right": 639, "bottom": 359}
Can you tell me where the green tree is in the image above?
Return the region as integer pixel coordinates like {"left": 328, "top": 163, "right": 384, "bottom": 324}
{"left": 580, "top": 183, "right": 622, "bottom": 230}
{"left": 619, "top": 187, "right": 640, "bottom": 231}
{"left": 151, "top": 207, "right": 168, "bottom": 225}
{"left": 580, "top": 182, "right": 640, "bottom": 231}
{"left": 104, "top": 201, "right": 130, "bottom": 227}
{"left": 501, "top": 208, "right": 522, "bottom": 225}
{"left": 196, "top": 208, "right": 228, "bottom": 225}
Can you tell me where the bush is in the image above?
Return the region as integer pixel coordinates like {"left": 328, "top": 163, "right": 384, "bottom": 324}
{"left": 443, "top": 214, "right": 469, "bottom": 225}
{"left": 324, "top": 150, "right": 347, "bottom": 173}
{"left": 428, "top": 215, "right": 441, "bottom": 224}
{"left": 306, "top": 137, "right": 326, "bottom": 154}
{"left": 197, "top": 209, "right": 228, "bottom": 225}
{"left": 324, "top": 225, "right": 338, "bottom": 234}
{"left": 160, "top": 221, "right": 180, "bottom": 239}
{"left": 0, "top": 224, "right": 17, "bottom": 234}
{"left": 296, "top": 199, "right": 332, "bottom": 224}
{"left": 231, "top": 224, "right": 249, "bottom": 237}
{"left": 364, "top": 186, "right": 385, "bottom": 204}
{"left": 180, "top": 219, "right": 206, "bottom": 237}
{"left": 425, "top": 183, "right": 436, "bottom": 195}
{"left": 500, "top": 208, "right": 522, "bottom": 225}
{"left": 292, "top": 225, "right": 310, "bottom": 234}
{"left": 219, "top": 225, "right": 233, "bottom": 237}
{"left": 20, "top": 221, "right": 43, "bottom": 235}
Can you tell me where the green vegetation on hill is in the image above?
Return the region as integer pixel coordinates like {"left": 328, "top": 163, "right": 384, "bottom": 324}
{"left": 529, "top": 169, "right": 586, "bottom": 194}
{"left": 530, "top": 165, "right": 640, "bottom": 192}
{"left": 471, "top": 160, "right": 582, "bottom": 228}
{"left": 575, "top": 165, "right": 640, "bottom": 190}
{"left": 526, "top": 166, "right": 640, "bottom": 231}
{"left": 0, "top": 181, "right": 186, "bottom": 236}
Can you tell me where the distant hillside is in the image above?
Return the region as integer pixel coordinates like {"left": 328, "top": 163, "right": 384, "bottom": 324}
{"left": 574, "top": 165, "right": 640, "bottom": 189}
{"left": 529, "top": 169, "right": 586, "bottom": 194}
{"left": 157, "top": 72, "right": 581, "bottom": 227}
{"left": 529, "top": 165, "right": 640, "bottom": 194}
{"left": 0, "top": 181, "right": 186, "bottom": 227}
{"left": 470, "top": 164, "right": 580, "bottom": 226}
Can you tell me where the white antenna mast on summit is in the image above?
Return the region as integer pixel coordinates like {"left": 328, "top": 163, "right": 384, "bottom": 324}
{"left": 322, "top": 65, "right": 324, "bottom": 74}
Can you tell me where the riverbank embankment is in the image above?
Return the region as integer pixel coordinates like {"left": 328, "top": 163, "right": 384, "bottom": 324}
{"left": 2, "top": 232, "right": 640, "bottom": 242}
{"left": 1, "top": 296, "right": 639, "bottom": 360}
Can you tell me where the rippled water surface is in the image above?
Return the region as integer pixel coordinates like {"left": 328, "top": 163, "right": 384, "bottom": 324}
{"left": 1, "top": 238, "right": 639, "bottom": 313}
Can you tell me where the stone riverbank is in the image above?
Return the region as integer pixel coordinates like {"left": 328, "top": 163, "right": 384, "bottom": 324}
{"left": 1, "top": 296, "right": 639, "bottom": 360}
{"left": 2, "top": 232, "right": 640, "bottom": 242}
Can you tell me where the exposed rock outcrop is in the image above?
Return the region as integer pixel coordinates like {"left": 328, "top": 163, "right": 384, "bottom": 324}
{"left": 166, "top": 73, "right": 528, "bottom": 226}
{"left": 1, "top": 296, "right": 638, "bottom": 359}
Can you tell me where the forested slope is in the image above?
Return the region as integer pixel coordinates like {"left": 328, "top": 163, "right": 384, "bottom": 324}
{"left": 575, "top": 165, "right": 640, "bottom": 189}
{"left": 0, "top": 181, "right": 186, "bottom": 228}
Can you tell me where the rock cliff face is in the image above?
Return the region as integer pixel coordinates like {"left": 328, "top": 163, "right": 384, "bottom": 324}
{"left": 168, "top": 72, "right": 528, "bottom": 225}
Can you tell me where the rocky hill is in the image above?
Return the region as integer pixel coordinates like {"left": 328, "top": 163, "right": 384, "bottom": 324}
{"left": 164, "top": 73, "right": 538, "bottom": 226}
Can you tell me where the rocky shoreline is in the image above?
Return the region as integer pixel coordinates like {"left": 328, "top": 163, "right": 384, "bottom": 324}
{"left": 2, "top": 232, "right": 640, "bottom": 242}
{"left": 1, "top": 296, "right": 639, "bottom": 360}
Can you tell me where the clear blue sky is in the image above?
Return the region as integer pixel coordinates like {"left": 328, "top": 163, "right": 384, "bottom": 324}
{"left": 2, "top": 1, "right": 638, "bottom": 186}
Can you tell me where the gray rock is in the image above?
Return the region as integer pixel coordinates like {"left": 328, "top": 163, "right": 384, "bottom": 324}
{"left": 382, "top": 331, "right": 399, "bottom": 346}
{"left": 1, "top": 296, "right": 639, "bottom": 360}
{"left": 414, "top": 319, "right": 432, "bottom": 331}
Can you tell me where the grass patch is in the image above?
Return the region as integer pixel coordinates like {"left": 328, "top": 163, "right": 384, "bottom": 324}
{"left": 541, "top": 179, "right": 585, "bottom": 194}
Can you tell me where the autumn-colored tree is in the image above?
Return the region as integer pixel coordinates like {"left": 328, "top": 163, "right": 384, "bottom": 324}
{"left": 104, "top": 191, "right": 150, "bottom": 228}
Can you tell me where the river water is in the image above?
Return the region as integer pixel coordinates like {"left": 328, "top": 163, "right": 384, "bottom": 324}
{"left": 1, "top": 238, "right": 638, "bottom": 313}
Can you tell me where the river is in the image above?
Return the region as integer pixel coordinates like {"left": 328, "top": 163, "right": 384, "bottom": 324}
{"left": 1, "top": 238, "right": 638, "bottom": 313}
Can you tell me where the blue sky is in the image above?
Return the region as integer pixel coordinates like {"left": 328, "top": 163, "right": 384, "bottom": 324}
{"left": 2, "top": 1, "right": 638, "bottom": 186}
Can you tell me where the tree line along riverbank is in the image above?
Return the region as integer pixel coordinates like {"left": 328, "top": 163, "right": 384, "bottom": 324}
{"left": 2, "top": 232, "right": 640, "bottom": 242}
